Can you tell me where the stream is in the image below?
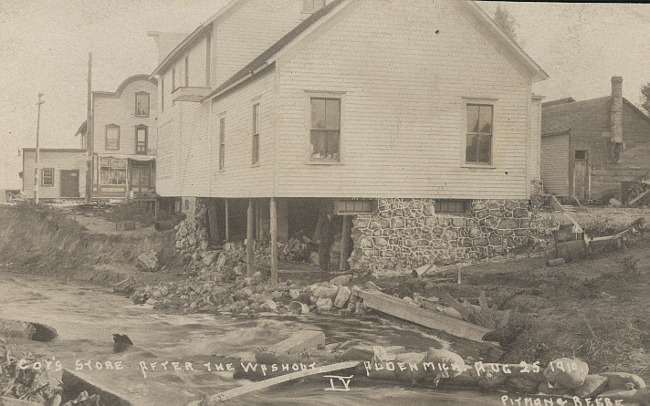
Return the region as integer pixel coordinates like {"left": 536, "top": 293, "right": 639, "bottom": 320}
{"left": 0, "top": 271, "right": 504, "bottom": 405}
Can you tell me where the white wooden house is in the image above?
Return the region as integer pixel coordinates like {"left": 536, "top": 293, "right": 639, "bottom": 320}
{"left": 89, "top": 75, "right": 158, "bottom": 200}
{"left": 22, "top": 149, "right": 87, "bottom": 200}
{"left": 151, "top": 0, "right": 547, "bottom": 275}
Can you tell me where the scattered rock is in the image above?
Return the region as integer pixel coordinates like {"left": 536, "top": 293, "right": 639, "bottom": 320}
{"left": 136, "top": 250, "right": 159, "bottom": 272}
{"left": 329, "top": 275, "right": 351, "bottom": 286}
{"left": 289, "top": 289, "right": 301, "bottom": 300}
{"left": 333, "top": 286, "right": 351, "bottom": 308}
{"left": 597, "top": 388, "right": 650, "bottom": 405}
{"left": 506, "top": 377, "right": 540, "bottom": 394}
{"left": 339, "top": 345, "right": 374, "bottom": 361}
{"left": 202, "top": 251, "right": 219, "bottom": 265}
{"left": 426, "top": 349, "right": 465, "bottom": 377}
{"left": 472, "top": 363, "right": 508, "bottom": 389}
{"left": 312, "top": 284, "right": 339, "bottom": 300}
{"left": 263, "top": 299, "right": 278, "bottom": 312}
{"left": 543, "top": 358, "right": 589, "bottom": 389}
{"left": 316, "top": 298, "right": 333, "bottom": 312}
{"left": 600, "top": 372, "right": 646, "bottom": 391}
{"left": 609, "top": 198, "right": 622, "bottom": 207}
{"left": 574, "top": 374, "right": 609, "bottom": 398}
{"left": 0, "top": 318, "right": 58, "bottom": 342}
{"left": 538, "top": 381, "right": 570, "bottom": 396}
{"left": 365, "top": 281, "right": 382, "bottom": 291}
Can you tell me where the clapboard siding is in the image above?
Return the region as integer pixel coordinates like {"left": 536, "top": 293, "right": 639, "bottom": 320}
{"left": 209, "top": 70, "right": 276, "bottom": 197}
{"left": 540, "top": 133, "right": 570, "bottom": 195}
{"left": 23, "top": 150, "right": 87, "bottom": 199}
{"left": 93, "top": 79, "right": 158, "bottom": 155}
{"left": 213, "top": 0, "right": 310, "bottom": 87}
{"left": 274, "top": 0, "right": 533, "bottom": 198}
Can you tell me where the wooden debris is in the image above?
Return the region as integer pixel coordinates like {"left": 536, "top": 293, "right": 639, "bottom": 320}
{"left": 190, "top": 361, "right": 360, "bottom": 405}
{"left": 358, "top": 290, "right": 491, "bottom": 343}
{"left": 627, "top": 189, "right": 650, "bottom": 206}
{"left": 412, "top": 263, "right": 435, "bottom": 278}
{"left": 269, "top": 330, "right": 325, "bottom": 356}
{"left": 440, "top": 292, "right": 510, "bottom": 330}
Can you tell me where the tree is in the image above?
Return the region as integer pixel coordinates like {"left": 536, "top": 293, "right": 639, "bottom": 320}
{"left": 642, "top": 83, "right": 650, "bottom": 116}
{"left": 494, "top": 4, "right": 519, "bottom": 45}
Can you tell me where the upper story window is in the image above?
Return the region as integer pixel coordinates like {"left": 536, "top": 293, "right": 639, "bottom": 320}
{"left": 184, "top": 56, "right": 189, "bottom": 87}
{"left": 252, "top": 103, "right": 260, "bottom": 165}
{"left": 575, "top": 150, "right": 588, "bottom": 160}
{"left": 136, "top": 125, "right": 148, "bottom": 155}
{"left": 465, "top": 104, "right": 493, "bottom": 165}
{"left": 161, "top": 77, "right": 165, "bottom": 112}
{"left": 42, "top": 168, "right": 54, "bottom": 186}
{"left": 303, "top": 0, "right": 325, "bottom": 13}
{"left": 310, "top": 97, "right": 340, "bottom": 161}
{"left": 135, "top": 92, "right": 150, "bottom": 117}
{"left": 105, "top": 124, "right": 120, "bottom": 150}
{"left": 219, "top": 117, "right": 225, "bottom": 170}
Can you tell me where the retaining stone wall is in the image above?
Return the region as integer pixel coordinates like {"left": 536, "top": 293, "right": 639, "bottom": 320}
{"left": 349, "top": 199, "right": 531, "bottom": 273}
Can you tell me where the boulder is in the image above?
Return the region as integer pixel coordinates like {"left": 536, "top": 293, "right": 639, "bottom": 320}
{"left": 471, "top": 363, "right": 508, "bottom": 389}
{"left": 202, "top": 251, "right": 219, "bottom": 265}
{"left": 426, "top": 349, "right": 465, "bottom": 377}
{"left": 538, "top": 381, "right": 571, "bottom": 396}
{"left": 0, "top": 318, "right": 58, "bottom": 342}
{"left": 329, "top": 275, "right": 352, "bottom": 286}
{"left": 574, "top": 374, "right": 609, "bottom": 398}
{"left": 394, "top": 352, "right": 428, "bottom": 383}
{"left": 339, "top": 345, "right": 374, "bottom": 362}
{"left": 136, "top": 250, "right": 159, "bottom": 272}
{"left": 316, "top": 298, "right": 333, "bottom": 312}
{"left": 333, "top": 286, "right": 352, "bottom": 308}
{"left": 507, "top": 363, "right": 546, "bottom": 383}
{"left": 289, "top": 289, "right": 301, "bottom": 300}
{"left": 543, "top": 358, "right": 589, "bottom": 389}
{"left": 506, "top": 377, "right": 540, "bottom": 394}
{"left": 600, "top": 372, "right": 646, "bottom": 390}
{"left": 373, "top": 346, "right": 405, "bottom": 362}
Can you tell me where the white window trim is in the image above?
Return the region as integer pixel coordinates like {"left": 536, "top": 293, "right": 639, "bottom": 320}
{"left": 251, "top": 96, "right": 262, "bottom": 168}
{"left": 460, "top": 96, "right": 498, "bottom": 169}
{"left": 218, "top": 111, "right": 226, "bottom": 172}
{"left": 304, "top": 90, "right": 347, "bottom": 165}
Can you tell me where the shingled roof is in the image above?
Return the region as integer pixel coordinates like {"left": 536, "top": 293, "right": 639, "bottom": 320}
{"left": 542, "top": 96, "right": 610, "bottom": 136}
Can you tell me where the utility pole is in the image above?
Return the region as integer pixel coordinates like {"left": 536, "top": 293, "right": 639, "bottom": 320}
{"left": 85, "top": 52, "right": 93, "bottom": 203}
{"left": 34, "top": 93, "right": 45, "bottom": 204}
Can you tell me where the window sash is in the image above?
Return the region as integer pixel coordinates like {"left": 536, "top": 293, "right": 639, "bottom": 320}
{"left": 310, "top": 97, "right": 340, "bottom": 161}
{"left": 465, "top": 104, "right": 492, "bottom": 164}
{"left": 219, "top": 118, "right": 225, "bottom": 170}
{"left": 42, "top": 168, "right": 54, "bottom": 186}
{"left": 106, "top": 125, "right": 120, "bottom": 150}
{"left": 135, "top": 92, "right": 150, "bottom": 117}
{"left": 252, "top": 104, "right": 260, "bottom": 164}
{"left": 136, "top": 127, "right": 148, "bottom": 154}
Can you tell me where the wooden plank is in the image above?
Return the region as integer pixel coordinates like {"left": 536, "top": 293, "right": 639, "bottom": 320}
{"left": 339, "top": 215, "right": 351, "bottom": 271}
{"left": 246, "top": 199, "right": 254, "bottom": 276}
{"left": 628, "top": 189, "right": 650, "bottom": 206}
{"left": 189, "top": 361, "right": 360, "bottom": 405}
{"left": 358, "top": 290, "right": 491, "bottom": 343}
{"left": 270, "top": 330, "right": 325, "bottom": 355}
{"left": 270, "top": 197, "right": 278, "bottom": 286}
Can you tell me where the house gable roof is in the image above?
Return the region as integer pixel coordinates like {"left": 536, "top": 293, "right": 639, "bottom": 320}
{"left": 150, "top": 0, "right": 248, "bottom": 77}
{"left": 203, "top": 0, "right": 548, "bottom": 102}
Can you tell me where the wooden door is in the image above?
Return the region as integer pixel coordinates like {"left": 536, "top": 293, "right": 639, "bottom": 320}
{"left": 60, "top": 170, "right": 80, "bottom": 198}
{"left": 574, "top": 160, "right": 589, "bottom": 200}
{"left": 130, "top": 164, "right": 151, "bottom": 195}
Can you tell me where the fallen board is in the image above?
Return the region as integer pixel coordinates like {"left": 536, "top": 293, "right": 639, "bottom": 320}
{"left": 270, "top": 330, "right": 325, "bottom": 355}
{"left": 188, "top": 361, "right": 359, "bottom": 405}
{"left": 358, "top": 290, "right": 491, "bottom": 343}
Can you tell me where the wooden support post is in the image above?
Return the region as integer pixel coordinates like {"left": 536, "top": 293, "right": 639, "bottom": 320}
{"left": 270, "top": 197, "right": 278, "bottom": 286}
{"left": 224, "top": 199, "right": 230, "bottom": 242}
{"left": 247, "top": 199, "right": 254, "bottom": 276}
{"left": 339, "top": 215, "right": 351, "bottom": 271}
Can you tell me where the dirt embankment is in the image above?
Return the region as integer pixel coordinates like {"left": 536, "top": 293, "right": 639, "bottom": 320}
{"left": 0, "top": 206, "right": 182, "bottom": 284}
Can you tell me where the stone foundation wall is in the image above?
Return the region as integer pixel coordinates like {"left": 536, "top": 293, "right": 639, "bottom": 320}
{"left": 349, "top": 199, "right": 531, "bottom": 273}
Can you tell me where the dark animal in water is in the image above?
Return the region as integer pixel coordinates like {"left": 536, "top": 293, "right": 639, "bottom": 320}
{"left": 113, "top": 333, "right": 133, "bottom": 353}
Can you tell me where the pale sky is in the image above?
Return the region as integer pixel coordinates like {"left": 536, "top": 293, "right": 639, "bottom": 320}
{"left": 1, "top": 1, "right": 649, "bottom": 189}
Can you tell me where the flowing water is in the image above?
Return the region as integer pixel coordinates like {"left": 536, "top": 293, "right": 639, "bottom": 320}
{"left": 0, "top": 271, "right": 503, "bottom": 405}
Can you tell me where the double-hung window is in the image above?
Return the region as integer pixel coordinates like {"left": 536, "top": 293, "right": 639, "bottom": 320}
{"left": 465, "top": 104, "right": 493, "bottom": 165}
{"left": 136, "top": 125, "right": 148, "bottom": 154}
{"left": 252, "top": 103, "right": 260, "bottom": 165}
{"left": 135, "top": 92, "right": 150, "bottom": 117}
{"left": 42, "top": 168, "right": 54, "bottom": 186}
{"left": 219, "top": 118, "right": 225, "bottom": 170}
{"left": 310, "top": 97, "right": 340, "bottom": 161}
{"left": 105, "top": 124, "right": 120, "bottom": 150}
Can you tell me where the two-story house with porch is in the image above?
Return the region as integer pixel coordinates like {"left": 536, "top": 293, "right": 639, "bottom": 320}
{"left": 151, "top": 0, "right": 547, "bottom": 275}
{"left": 89, "top": 75, "right": 158, "bottom": 201}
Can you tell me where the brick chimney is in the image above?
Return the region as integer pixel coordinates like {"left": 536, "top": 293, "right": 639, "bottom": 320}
{"left": 610, "top": 76, "right": 623, "bottom": 144}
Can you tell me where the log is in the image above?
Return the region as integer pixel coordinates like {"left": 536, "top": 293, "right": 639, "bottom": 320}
{"left": 190, "top": 361, "right": 360, "bottom": 405}
{"left": 412, "top": 263, "right": 435, "bottom": 278}
{"left": 358, "top": 290, "right": 491, "bottom": 343}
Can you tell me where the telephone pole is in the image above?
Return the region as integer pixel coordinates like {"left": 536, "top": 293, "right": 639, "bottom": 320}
{"left": 34, "top": 93, "right": 45, "bottom": 204}
{"left": 85, "top": 52, "right": 93, "bottom": 203}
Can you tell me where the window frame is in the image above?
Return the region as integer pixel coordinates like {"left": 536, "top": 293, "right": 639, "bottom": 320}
{"left": 41, "top": 168, "right": 54, "bottom": 187}
{"left": 105, "top": 124, "right": 120, "bottom": 151}
{"left": 435, "top": 199, "right": 471, "bottom": 215}
{"left": 218, "top": 116, "right": 226, "bottom": 170}
{"left": 135, "top": 125, "right": 148, "bottom": 155}
{"left": 574, "top": 150, "right": 588, "bottom": 160}
{"left": 305, "top": 91, "right": 345, "bottom": 164}
{"left": 135, "top": 91, "right": 150, "bottom": 117}
{"left": 99, "top": 157, "right": 127, "bottom": 186}
{"left": 461, "top": 98, "right": 498, "bottom": 169}
{"left": 252, "top": 102, "right": 260, "bottom": 166}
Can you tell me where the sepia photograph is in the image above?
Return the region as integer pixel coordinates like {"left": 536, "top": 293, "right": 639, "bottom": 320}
{"left": 0, "top": 0, "right": 649, "bottom": 405}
